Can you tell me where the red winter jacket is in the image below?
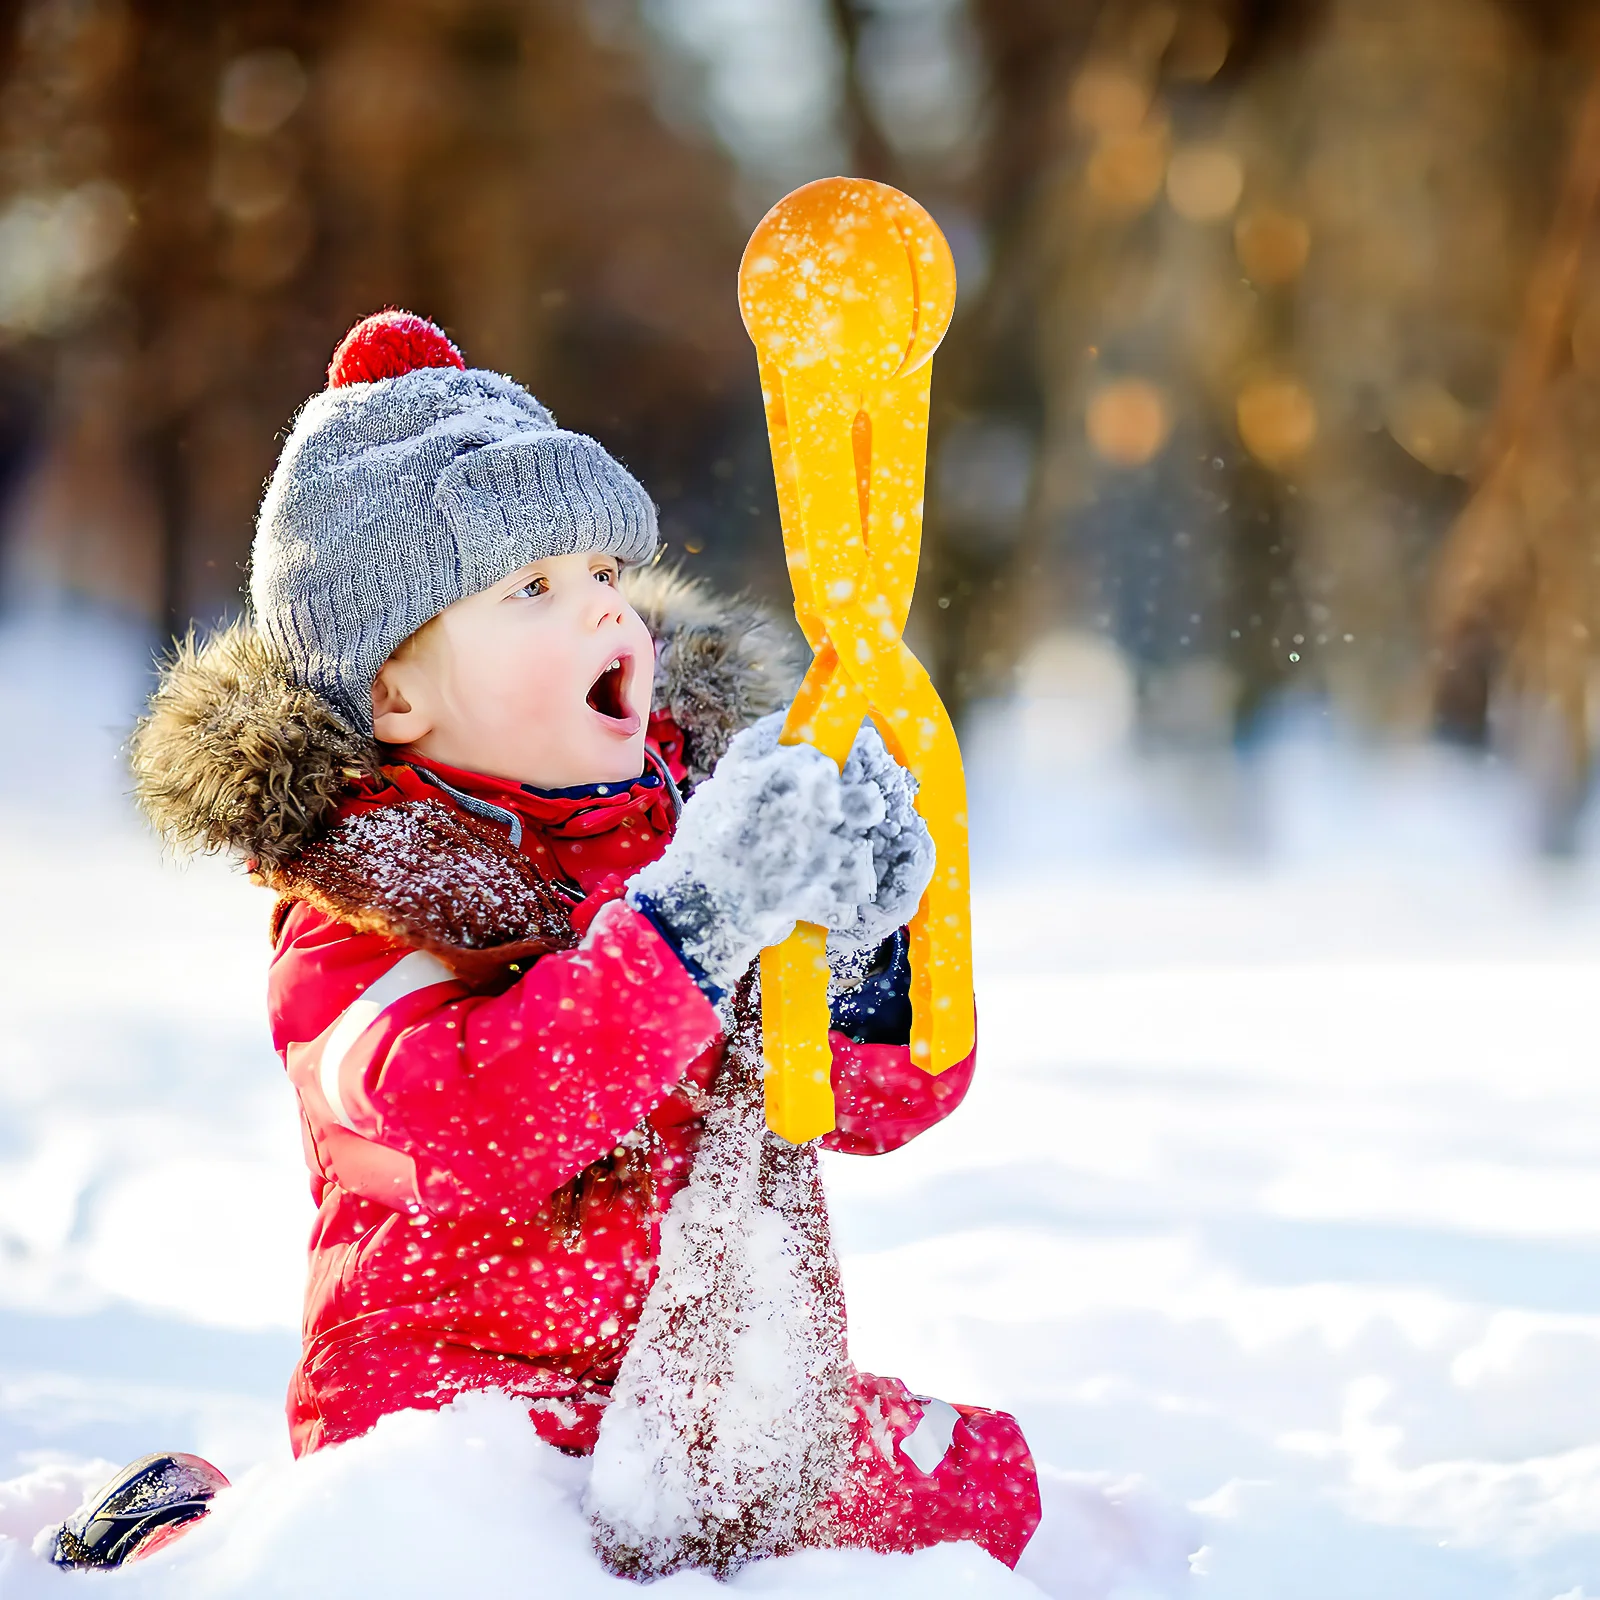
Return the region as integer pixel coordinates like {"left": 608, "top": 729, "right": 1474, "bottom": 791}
{"left": 269, "top": 752, "right": 975, "bottom": 1457}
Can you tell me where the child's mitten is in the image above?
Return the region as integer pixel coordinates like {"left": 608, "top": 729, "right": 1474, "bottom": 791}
{"left": 626, "top": 713, "right": 889, "bottom": 994}
{"left": 826, "top": 720, "right": 935, "bottom": 959}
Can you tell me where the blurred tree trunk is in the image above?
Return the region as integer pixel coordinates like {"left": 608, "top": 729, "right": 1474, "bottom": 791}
{"left": 826, "top": 0, "right": 897, "bottom": 186}
{"left": 915, "top": 0, "right": 1106, "bottom": 725}
{"left": 1429, "top": 24, "right": 1600, "bottom": 846}
{"left": 922, "top": 0, "right": 1312, "bottom": 729}
{"left": 0, "top": 0, "right": 752, "bottom": 637}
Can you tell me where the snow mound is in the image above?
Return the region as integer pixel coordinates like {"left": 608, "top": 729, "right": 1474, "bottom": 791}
{"left": 1018, "top": 1467, "right": 1202, "bottom": 1600}
{"left": 0, "top": 1396, "right": 1194, "bottom": 1598}
{"left": 0, "top": 1394, "right": 1062, "bottom": 1599}
{"left": 0, "top": 1460, "right": 116, "bottom": 1546}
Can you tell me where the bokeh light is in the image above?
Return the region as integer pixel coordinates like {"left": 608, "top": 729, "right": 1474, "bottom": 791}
{"left": 1234, "top": 208, "right": 1312, "bottom": 285}
{"left": 1236, "top": 377, "right": 1317, "bottom": 468}
{"left": 1386, "top": 381, "right": 1472, "bottom": 477}
{"left": 1087, "top": 378, "right": 1173, "bottom": 467}
{"left": 217, "top": 49, "right": 307, "bottom": 139}
{"left": 1087, "top": 126, "right": 1170, "bottom": 216}
{"left": 1166, "top": 144, "right": 1244, "bottom": 223}
{"left": 1069, "top": 64, "right": 1151, "bottom": 138}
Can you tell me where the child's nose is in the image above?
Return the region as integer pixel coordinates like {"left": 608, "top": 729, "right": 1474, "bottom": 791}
{"left": 582, "top": 584, "right": 627, "bottom": 629}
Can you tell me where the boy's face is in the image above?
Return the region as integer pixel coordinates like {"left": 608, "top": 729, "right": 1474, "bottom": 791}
{"left": 371, "top": 551, "right": 657, "bottom": 790}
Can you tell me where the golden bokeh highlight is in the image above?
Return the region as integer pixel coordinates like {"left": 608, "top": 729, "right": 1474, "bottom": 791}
{"left": 1234, "top": 208, "right": 1311, "bottom": 285}
{"left": 1069, "top": 64, "right": 1151, "bottom": 138}
{"left": 1236, "top": 377, "right": 1317, "bottom": 468}
{"left": 1385, "top": 381, "right": 1471, "bottom": 476}
{"left": 1166, "top": 144, "right": 1244, "bottom": 222}
{"left": 1087, "top": 378, "right": 1173, "bottom": 467}
{"left": 1087, "top": 127, "right": 1170, "bottom": 215}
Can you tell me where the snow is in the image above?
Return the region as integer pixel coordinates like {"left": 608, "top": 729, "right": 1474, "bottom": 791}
{"left": 0, "top": 1392, "right": 1039, "bottom": 1598}
{"left": 6, "top": 607, "right": 1600, "bottom": 1595}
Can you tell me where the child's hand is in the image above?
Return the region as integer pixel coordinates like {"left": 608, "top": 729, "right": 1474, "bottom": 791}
{"left": 625, "top": 712, "right": 916, "bottom": 994}
{"left": 827, "top": 721, "right": 935, "bottom": 958}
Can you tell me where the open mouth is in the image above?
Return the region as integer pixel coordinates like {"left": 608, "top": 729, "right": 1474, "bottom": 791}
{"left": 586, "top": 653, "right": 639, "bottom": 731}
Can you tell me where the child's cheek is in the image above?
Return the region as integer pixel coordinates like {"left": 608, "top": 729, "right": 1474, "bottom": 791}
{"left": 504, "top": 631, "right": 564, "bottom": 709}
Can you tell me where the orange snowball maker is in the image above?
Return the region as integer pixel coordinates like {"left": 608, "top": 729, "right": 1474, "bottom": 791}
{"left": 737, "top": 176, "right": 973, "bottom": 1144}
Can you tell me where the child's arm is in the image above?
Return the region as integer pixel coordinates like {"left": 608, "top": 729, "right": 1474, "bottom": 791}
{"left": 271, "top": 896, "right": 720, "bottom": 1220}
{"left": 274, "top": 724, "right": 899, "bottom": 1219}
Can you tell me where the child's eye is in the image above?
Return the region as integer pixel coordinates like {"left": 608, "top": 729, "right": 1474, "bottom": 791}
{"left": 514, "top": 576, "right": 547, "bottom": 598}
{"left": 593, "top": 567, "right": 616, "bottom": 585}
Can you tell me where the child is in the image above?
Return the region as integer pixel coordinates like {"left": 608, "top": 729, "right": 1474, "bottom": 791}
{"left": 53, "top": 313, "right": 1040, "bottom": 1574}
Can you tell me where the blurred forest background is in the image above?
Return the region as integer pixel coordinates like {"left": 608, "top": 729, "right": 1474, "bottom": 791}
{"left": 2, "top": 0, "right": 1600, "bottom": 837}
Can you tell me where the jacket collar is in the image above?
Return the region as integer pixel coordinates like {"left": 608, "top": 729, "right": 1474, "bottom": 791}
{"left": 335, "top": 751, "right": 680, "bottom": 903}
{"left": 399, "top": 752, "right": 679, "bottom": 842}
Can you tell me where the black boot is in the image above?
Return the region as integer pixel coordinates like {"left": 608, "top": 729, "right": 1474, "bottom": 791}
{"left": 49, "top": 1452, "right": 229, "bottom": 1570}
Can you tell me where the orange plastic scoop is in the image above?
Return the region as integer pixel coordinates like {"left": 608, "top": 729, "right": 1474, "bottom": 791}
{"left": 738, "top": 176, "right": 971, "bottom": 1143}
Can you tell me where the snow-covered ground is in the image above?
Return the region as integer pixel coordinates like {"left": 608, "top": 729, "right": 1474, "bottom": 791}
{"left": 5, "top": 608, "right": 1600, "bottom": 1597}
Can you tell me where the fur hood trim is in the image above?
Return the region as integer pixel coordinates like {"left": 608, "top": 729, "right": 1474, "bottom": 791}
{"left": 131, "top": 564, "right": 801, "bottom": 867}
{"left": 131, "top": 622, "right": 379, "bottom": 870}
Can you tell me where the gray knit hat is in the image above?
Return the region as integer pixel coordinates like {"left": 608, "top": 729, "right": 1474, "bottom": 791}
{"left": 249, "top": 311, "right": 658, "bottom": 733}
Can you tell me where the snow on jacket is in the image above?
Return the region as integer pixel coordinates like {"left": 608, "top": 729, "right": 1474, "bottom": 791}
{"left": 132, "top": 567, "right": 975, "bottom": 1460}
{"left": 270, "top": 758, "right": 972, "bottom": 1455}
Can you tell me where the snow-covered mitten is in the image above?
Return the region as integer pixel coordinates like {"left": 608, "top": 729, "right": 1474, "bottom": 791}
{"left": 586, "top": 979, "right": 852, "bottom": 1577}
{"left": 826, "top": 719, "right": 934, "bottom": 961}
{"left": 626, "top": 712, "right": 887, "bottom": 992}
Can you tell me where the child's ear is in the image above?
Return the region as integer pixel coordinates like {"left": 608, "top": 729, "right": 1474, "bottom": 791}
{"left": 371, "top": 660, "right": 433, "bottom": 744}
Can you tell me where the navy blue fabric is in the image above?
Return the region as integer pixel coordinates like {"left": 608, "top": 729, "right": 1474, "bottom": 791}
{"left": 522, "top": 772, "right": 663, "bottom": 801}
{"left": 630, "top": 892, "right": 726, "bottom": 1005}
{"left": 830, "top": 929, "right": 913, "bottom": 1047}
{"left": 629, "top": 902, "right": 913, "bottom": 1039}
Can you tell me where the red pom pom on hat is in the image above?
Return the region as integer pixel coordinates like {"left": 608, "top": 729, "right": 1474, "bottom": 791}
{"left": 326, "top": 310, "right": 466, "bottom": 388}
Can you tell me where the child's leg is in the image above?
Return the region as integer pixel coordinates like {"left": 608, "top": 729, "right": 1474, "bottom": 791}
{"left": 821, "top": 1370, "right": 1042, "bottom": 1568}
